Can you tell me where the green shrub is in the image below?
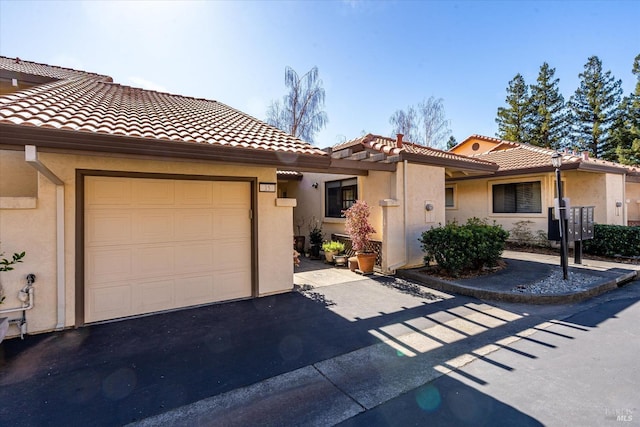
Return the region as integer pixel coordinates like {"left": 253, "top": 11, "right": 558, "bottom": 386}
{"left": 322, "top": 241, "right": 345, "bottom": 253}
{"left": 583, "top": 224, "right": 640, "bottom": 257}
{"left": 509, "top": 220, "right": 550, "bottom": 248}
{"left": 420, "top": 218, "right": 509, "bottom": 276}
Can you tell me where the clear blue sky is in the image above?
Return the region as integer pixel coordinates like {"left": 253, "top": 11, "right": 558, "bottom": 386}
{"left": 1, "top": 0, "right": 638, "bottom": 149}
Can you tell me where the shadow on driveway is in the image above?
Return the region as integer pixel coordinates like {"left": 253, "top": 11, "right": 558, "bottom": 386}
{"left": 1, "top": 268, "right": 637, "bottom": 426}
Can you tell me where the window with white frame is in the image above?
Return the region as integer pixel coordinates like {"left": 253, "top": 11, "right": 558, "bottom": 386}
{"left": 325, "top": 178, "right": 357, "bottom": 218}
{"left": 492, "top": 181, "right": 541, "bottom": 213}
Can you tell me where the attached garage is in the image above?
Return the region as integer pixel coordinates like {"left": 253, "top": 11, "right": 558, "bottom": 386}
{"left": 83, "top": 175, "right": 253, "bottom": 323}
{"left": 1, "top": 56, "right": 330, "bottom": 337}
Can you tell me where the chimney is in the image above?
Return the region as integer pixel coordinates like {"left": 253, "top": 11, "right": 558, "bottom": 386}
{"left": 582, "top": 151, "right": 590, "bottom": 161}
{"left": 396, "top": 133, "right": 403, "bottom": 148}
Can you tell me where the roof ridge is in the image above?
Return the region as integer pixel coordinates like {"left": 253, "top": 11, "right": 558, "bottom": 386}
{"left": 0, "top": 56, "right": 113, "bottom": 82}
{"left": 0, "top": 57, "right": 327, "bottom": 157}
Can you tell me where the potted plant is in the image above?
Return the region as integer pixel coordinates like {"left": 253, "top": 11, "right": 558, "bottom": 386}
{"left": 343, "top": 200, "right": 376, "bottom": 273}
{"left": 308, "top": 219, "right": 323, "bottom": 259}
{"left": 1, "top": 246, "right": 26, "bottom": 305}
{"left": 322, "top": 240, "right": 345, "bottom": 263}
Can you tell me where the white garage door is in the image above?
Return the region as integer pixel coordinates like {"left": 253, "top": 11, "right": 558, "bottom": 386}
{"left": 85, "top": 176, "right": 252, "bottom": 323}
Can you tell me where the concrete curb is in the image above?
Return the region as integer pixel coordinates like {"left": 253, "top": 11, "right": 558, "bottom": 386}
{"left": 396, "top": 268, "right": 638, "bottom": 305}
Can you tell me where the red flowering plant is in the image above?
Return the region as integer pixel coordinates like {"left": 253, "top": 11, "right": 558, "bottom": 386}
{"left": 342, "top": 200, "right": 376, "bottom": 253}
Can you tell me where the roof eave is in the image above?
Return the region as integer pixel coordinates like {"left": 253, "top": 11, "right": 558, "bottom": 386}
{"left": 446, "top": 162, "right": 632, "bottom": 182}
{"left": 575, "top": 161, "right": 629, "bottom": 174}
{"left": 0, "top": 123, "right": 330, "bottom": 170}
{"left": 401, "top": 152, "right": 498, "bottom": 173}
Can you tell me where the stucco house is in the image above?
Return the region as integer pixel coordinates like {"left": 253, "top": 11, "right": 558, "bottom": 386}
{"left": 284, "top": 133, "right": 497, "bottom": 273}
{"left": 0, "top": 56, "right": 336, "bottom": 337}
{"left": 447, "top": 135, "right": 640, "bottom": 236}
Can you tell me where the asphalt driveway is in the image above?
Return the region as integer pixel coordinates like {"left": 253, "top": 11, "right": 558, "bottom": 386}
{"left": 2, "top": 254, "right": 637, "bottom": 426}
{"left": 1, "top": 271, "right": 467, "bottom": 427}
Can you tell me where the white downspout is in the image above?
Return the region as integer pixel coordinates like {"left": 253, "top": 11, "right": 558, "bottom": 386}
{"left": 403, "top": 160, "right": 409, "bottom": 266}
{"left": 25, "top": 146, "right": 66, "bottom": 331}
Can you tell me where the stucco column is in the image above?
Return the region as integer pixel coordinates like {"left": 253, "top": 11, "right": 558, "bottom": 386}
{"left": 379, "top": 199, "right": 404, "bottom": 273}
{"left": 259, "top": 198, "right": 297, "bottom": 296}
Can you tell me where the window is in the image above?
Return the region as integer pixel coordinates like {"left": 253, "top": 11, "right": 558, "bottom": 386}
{"left": 325, "top": 178, "right": 357, "bottom": 218}
{"left": 445, "top": 186, "right": 455, "bottom": 208}
{"left": 492, "top": 181, "right": 541, "bottom": 213}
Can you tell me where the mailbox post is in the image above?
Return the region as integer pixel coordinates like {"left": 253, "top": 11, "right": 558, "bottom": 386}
{"left": 548, "top": 206, "right": 595, "bottom": 265}
{"left": 552, "top": 152, "right": 569, "bottom": 280}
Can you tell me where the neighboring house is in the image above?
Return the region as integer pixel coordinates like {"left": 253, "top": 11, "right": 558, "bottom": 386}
{"left": 447, "top": 135, "right": 640, "bottom": 236}
{"left": 284, "top": 134, "right": 497, "bottom": 272}
{"left": 0, "top": 56, "right": 330, "bottom": 337}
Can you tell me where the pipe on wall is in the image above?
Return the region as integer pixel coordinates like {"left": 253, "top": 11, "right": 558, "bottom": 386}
{"left": 25, "top": 145, "right": 66, "bottom": 331}
{"left": 0, "top": 274, "right": 35, "bottom": 340}
{"left": 0, "top": 286, "right": 34, "bottom": 314}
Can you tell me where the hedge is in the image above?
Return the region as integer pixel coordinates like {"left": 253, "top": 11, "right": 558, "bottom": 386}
{"left": 582, "top": 224, "right": 640, "bottom": 257}
{"left": 419, "top": 218, "right": 509, "bottom": 277}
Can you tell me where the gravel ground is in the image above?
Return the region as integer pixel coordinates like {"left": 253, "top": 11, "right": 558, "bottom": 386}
{"left": 512, "top": 268, "right": 602, "bottom": 294}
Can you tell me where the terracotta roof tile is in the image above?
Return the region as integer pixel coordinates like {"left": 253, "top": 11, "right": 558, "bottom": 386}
{"left": 0, "top": 56, "right": 326, "bottom": 158}
{"left": 0, "top": 56, "right": 112, "bottom": 82}
{"left": 464, "top": 135, "right": 633, "bottom": 174}
{"left": 334, "top": 134, "right": 497, "bottom": 168}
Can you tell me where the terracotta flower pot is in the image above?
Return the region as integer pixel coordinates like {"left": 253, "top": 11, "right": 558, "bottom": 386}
{"left": 324, "top": 250, "right": 338, "bottom": 263}
{"left": 356, "top": 252, "right": 376, "bottom": 274}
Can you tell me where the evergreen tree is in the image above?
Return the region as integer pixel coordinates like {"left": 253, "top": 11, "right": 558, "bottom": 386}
{"left": 496, "top": 74, "right": 532, "bottom": 143}
{"left": 612, "top": 54, "right": 640, "bottom": 165}
{"left": 568, "top": 56, "right": 623, "bottom": 160}
{"left": 529, "top": 63, "right": 568, "bottom": 149}
{"left": 446, "top": 135, "right": 457, "bottom": 150}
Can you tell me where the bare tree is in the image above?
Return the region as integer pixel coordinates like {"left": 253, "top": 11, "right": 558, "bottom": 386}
{"left": 266, "top": 66, "right": 328, "bottom": 144}
{"left": 419, "top": 97, "right": 451, "bottom": 148}
{"left": 389, "top": 106, "right": 421, "bottom": 144}
{"left": 390, "top": 96, "right": 451, "bottom": 148}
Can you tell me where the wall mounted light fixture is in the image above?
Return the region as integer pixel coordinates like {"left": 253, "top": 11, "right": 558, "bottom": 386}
{"left": 312, "top": 182, "right": 319, "bottom": 189}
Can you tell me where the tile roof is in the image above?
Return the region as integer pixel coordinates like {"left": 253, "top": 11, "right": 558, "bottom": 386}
{"left": 0, "top": 56, "right": 326, "bottom": 158}
{"left": 459, "top": 135, "right": 635, "bottom": 175}
{"left": 0, "top": 56, "right": 113, "bottom": 82}
{"left": 334, "top": 134, "right": 497, "bottom": 170}
{"left": 276, "top": 170, "right": 304, "bottom": 180}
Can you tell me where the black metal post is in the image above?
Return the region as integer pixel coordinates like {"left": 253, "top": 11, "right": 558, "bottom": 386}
{"left": 556, "top": 168, "right": 569, "bottom": 280}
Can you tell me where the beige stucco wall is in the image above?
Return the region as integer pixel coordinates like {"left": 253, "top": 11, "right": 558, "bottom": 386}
{"left": 0, "top": 149, "right": 38, "bottom": 197}
{"left": 290, "top": 162, "right": 445, "bottom": 271}
{"left": 448, "top": 173, "right": 554, "bottom": 237}
{"left": 0, "top": 148, "right": 293, "bottom": 337}
{"left": 287, "top": 172, "right": 357, "bottom": 244}
{"left": 563, "top": 170, "right": 625, "bottom": 225}
{"left": 626, "top": 180, "right": 640, "bottom": 224}
{"left": 447, "top": 170, "right": 628, "bottom": 239}
{"left": 403, "top": 162, "right": 446, "bottom": 268}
